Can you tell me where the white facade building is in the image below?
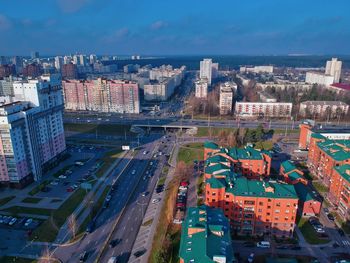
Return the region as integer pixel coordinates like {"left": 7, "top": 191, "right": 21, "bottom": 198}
{"left": 325, "top": 58, "right": 342, "bottom": 83}
{"left": 195, "top": 79, "right": 208, "bottom": 99}
{"left": 305, "top": 72, "right": 334, "bottom": 86}
{"left": 0, "top": 74, "right": 66, "bottom": 186}
{"left": 235, "top": 102, "right": 292, "bottom": 118}
{"left": 54, "top": 56, "right": 63, "bottom": 70}
{"left": 200, "top": 59, "right": 213, "bottom": 85}
{"left": 299, "top": 101, "right": 349, "bottom": 118}
{"left": 240, "top": 66, "right": 274, "bottom": 74}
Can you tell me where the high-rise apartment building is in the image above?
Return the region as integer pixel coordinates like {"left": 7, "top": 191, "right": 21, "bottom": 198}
{"left": 54, "top": 56, "right": 63, "bottom": 70}
{"left": 30, "top": 51, "right": 39, "bottom": 60}
{"left": 325, "top": 58, "right": 342, "bottom": 83}
{"left": 62, "top": 78, "right": 140, "bottom": 113}
{"left": 194, "top": 79, "right": 208, "bottom": 99}
{"left": 200, "top": 59, "right": 213, "bottom": 85}
{"left": 219, "top": 82, "right": 237, "bottom": 115}
{"left": 61, "top": 63, "right": 78, "bottom": 79}
{"left": 22, "top": 63, "right": 42, "bottom": 78}
{"left": 0, "top": 74, "right": 66, "bottom": 187}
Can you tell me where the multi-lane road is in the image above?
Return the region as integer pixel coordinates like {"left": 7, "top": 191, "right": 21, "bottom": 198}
{"left": 53, "top": 133, "right": 173, "bottom": 263}
{"left": 64, "top": 112, "right": 350, "bottom": 131}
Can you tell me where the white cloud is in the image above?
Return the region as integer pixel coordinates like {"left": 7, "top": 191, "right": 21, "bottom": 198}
{"left": 150, "top": 20, "right": 168, "bottom": 30}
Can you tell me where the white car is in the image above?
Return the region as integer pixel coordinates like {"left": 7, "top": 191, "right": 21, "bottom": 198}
{"left": 24, "top": 218, "right": 33, "bottom": 227}
{"left": 131, "top": 170, "right": 136, "bottom": 175}
{"left": 97, "top": 118, "right": 102, "bottom": 121}
{"left": 58, "top": 175, "right": 67, "bottom": 179}
{"left": 143, "top": 151, "right": 148, "bottom": 155}
{"left": 256, "top": 241, "right": 270, "bottom": 248}
{"left": 50, "top": 181, "right": 59, "bottom": 186}
{"left": 105, "top": 195, "right": 112, "bottom": 202}
{"left": 152, "top": 198, "right": 160, "bottom": 204}
{"left": 9, "top": 217, "right": 17, "bottom": 226}
{"left": 314, "top": 227, "right": 325, "bottom": 233}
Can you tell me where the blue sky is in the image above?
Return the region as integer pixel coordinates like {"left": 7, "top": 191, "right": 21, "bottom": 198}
{"left": 0, "top": 0, "right": 350, "bottom": 55}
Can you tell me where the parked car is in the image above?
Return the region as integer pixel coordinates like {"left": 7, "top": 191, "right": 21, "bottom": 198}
{"left": 131, "top": 170, "right": 136, "bottom": 175}
{"left": 323, "top": 207, "right": 329, "bottom": 214}
{"left": 105, "top": 195, "right": 112, "bottom": 202}
{"left": 24, "top": 218, "right": 33, "bottom": 227}
{"left": 9, "top": 217, "right": 17, "bottom": 226}
{"left": 50, "top": 181, "right": 59, "bottom": 186}
{"left": 314, "top": 227, "right": 325, "bottom": 233}
{"left": 152, "top": 198, "right": 160, "bottom": 204}
{"left": 58, "top": 175, "right": 67, "bottom": 179}
{"left": 133, "top": 249, "right": 146, "bottom": 258}
{"left": 256, "top": 241, "right": 270, "bottom": 248}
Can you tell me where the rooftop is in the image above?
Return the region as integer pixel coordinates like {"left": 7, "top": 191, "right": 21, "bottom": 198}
{"left": 281, "top": 160, "right": 297, "bottom": 174}
{"left": 207, "top": 173, "right": 298, "bottom": 199}
{"left": 179, "top": 205, "right": 234, "bottom": 263}
{"left": 317, "top": 139, "right": 350, "bottom": 161}
{"left": 334, "top": 164, "right": 350, "bottom": 184}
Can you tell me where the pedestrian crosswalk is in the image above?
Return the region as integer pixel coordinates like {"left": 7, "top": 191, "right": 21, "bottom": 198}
{"left": 342, "top": 240, "right": 350, "bottom": 246}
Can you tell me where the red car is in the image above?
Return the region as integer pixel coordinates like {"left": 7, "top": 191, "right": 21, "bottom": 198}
{"left": 180, "top": 181, "right": 189, "bottom": 187}
{"left": 176, "top": 203, "right": 185, "bottom": 208}
{"left": 66, "top": 187, "right": 74, "bottom": 192}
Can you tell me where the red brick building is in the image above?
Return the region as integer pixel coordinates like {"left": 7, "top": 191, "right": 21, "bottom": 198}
{"left": 329, "top": 165, "right": 350, "bottom": 221}
{"left": 203, "top": 142, "right": 297, "bottom": 238}
{"left": 203, "top": 142, "right": 272, "bottom": 180}
{"left": 22, "top": 63, "right": 41, "bottom": 78}
{"left": 280, "top": 160, "right": 307, "bottom": 185}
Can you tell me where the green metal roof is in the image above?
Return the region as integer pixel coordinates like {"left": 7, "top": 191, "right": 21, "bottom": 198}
{"left": 317, "top": 139, "right": 350, "bottom": 161}
{"left": 204, "top": 141, "right": 219, "bottom": 149}
{"left": 288, "top": 171, "right": 302, "bottom": 181}
{"left": 228, "top": 146, "right": 264, "bottom": 160}
{"left": 206, "top": 172, "right": 298, "bottom": 199}
{"left": 311, "top": 133, "right": 326, "bottom": 139}
{"left": 281, "top": 161, "right": 297, "bottom": 174}
{"left": 179, "top": 205, "right": 234, "bottom": 263}
{"left": 334, "top": 164, "right": 350, "bottom": 183}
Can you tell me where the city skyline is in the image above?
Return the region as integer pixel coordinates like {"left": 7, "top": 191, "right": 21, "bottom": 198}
{"left": 0, "top": 0, "right": 350, "bottom": 55}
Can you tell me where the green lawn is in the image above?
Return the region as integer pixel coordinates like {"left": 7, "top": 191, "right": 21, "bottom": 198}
{"left": 1, "top": 206, "right": 52, "bottom": 216}
{"left": 297, "top": 217, "right": 330, "bottom": 244}
{"left": 21, "top": 197, "right": 42, "bottom": 204}
{"left": 0, "top": 196, "right": 15, "bottom": 207}
{"left": 95, "top": 149, "right": 122, "bottom": 178}
{"left": 64, "top": 123, "right": 134, "bottom": 136}
{"left": 178, "top": 143, "right": 204, "bottom": 165}
{"left": 195, "top": 127, "right": 236, "bottom": 137}
{"left": 0, "top": 256, "right": 37, "bottom": 263}
{"left": 254, "top": 140, "right": 273, "bottom": 150}
{"left": 158, "top": 176, "right": 166, "bottom": 186}
{"left": 312, "top": 181, "right": 329, "bottom": 193}
{"left": 31, "top": 188, "right": 87, "bottom": 242}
